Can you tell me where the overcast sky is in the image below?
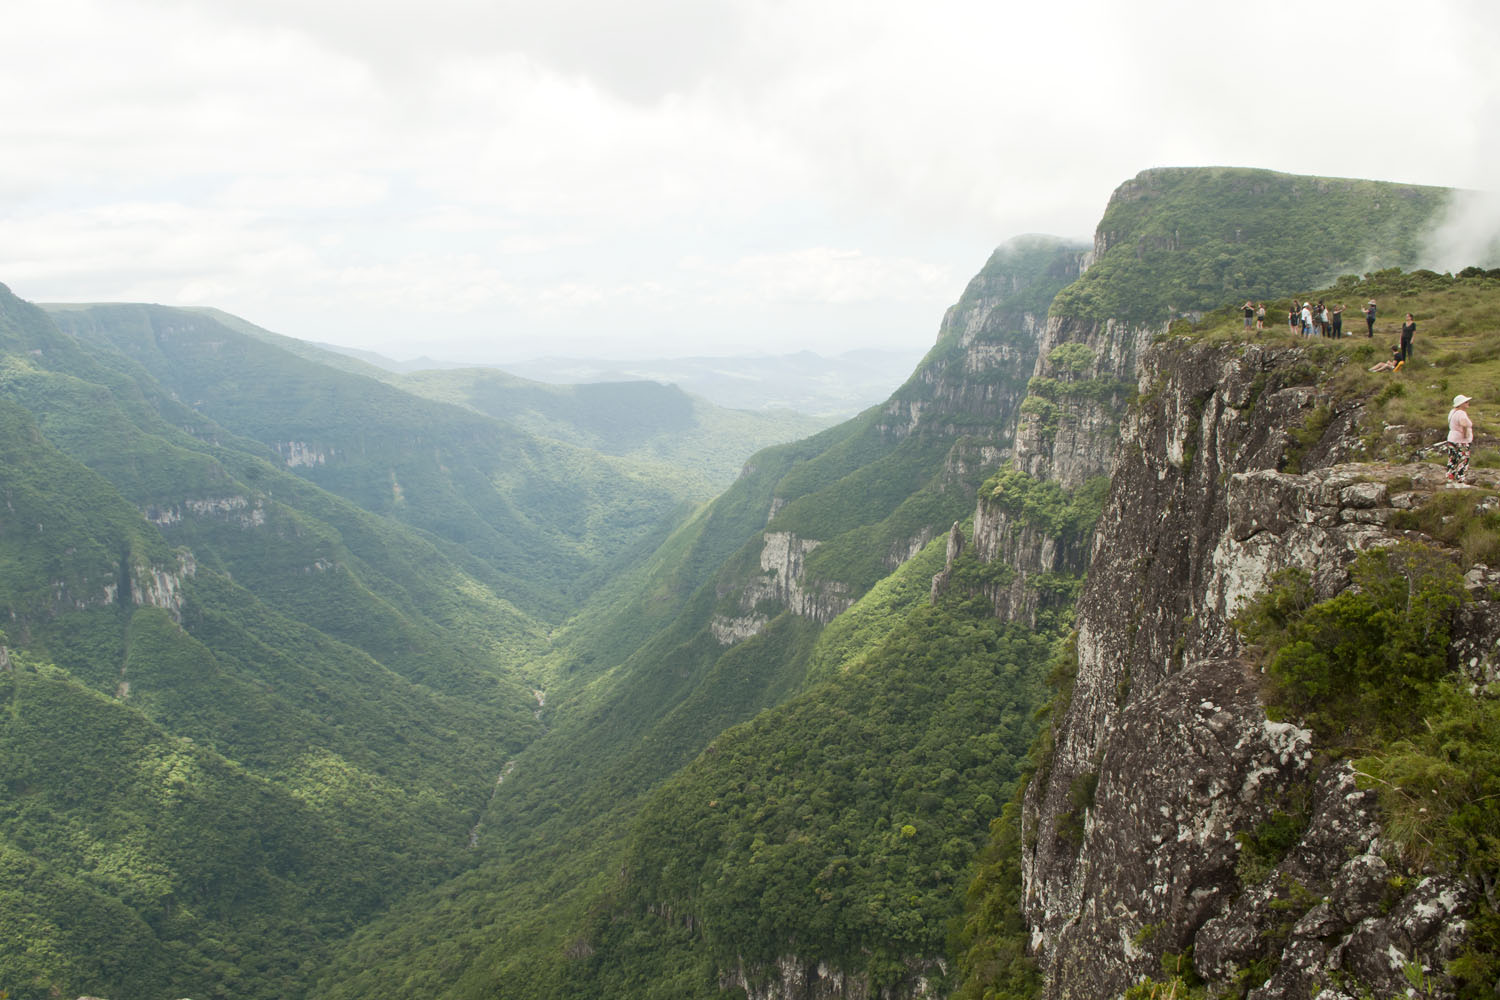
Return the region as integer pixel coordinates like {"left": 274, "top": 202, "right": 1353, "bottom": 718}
{"left": 3, "top": 0, "right": 1497, "bottom": 364}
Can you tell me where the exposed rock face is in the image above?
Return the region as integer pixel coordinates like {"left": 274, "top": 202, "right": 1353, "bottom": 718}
{"left": 1018, "top": 339, "right": 1492, "bottom": 999}
{"left": 144, "top": 494, "right": 267, "bottom": 528}
{"left": 1195, "top": 764, "right": 1473, "bottom": 1000}
{"left": 719, "top": 956, "right": 944, "bottom": 1000}
{"left": 964, "top": 302, "right": 1156, "bottom": 628}
{"left": 721, "top": 236, "right": 1088, "bottom": 646}
{"left": 1013, "top": 314, "right": 1154, "bottom": 491}
{"left": 712, "top": 531, "right": 853, "bottom": 642}
{"left": 929, "top": 521, "right": 966, "bottom": 603}
{"left": 970, "top": 490, "right": 1086, "bottom": 628}
{"left": 274, "top": 440, "right": 334, "bottom": 467}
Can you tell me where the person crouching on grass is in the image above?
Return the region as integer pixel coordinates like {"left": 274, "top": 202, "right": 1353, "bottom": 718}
{"left": 1446, "top": 394, "right": 1474, "bottom": 484}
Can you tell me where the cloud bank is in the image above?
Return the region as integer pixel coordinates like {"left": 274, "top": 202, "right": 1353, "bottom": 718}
{"left": 3, "top": 0, "right": 1498, "bottom": 361}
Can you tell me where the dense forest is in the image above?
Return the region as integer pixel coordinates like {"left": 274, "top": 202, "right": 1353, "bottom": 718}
{"left": 3, "top": 167, "right": 1496, "bottom": 1000}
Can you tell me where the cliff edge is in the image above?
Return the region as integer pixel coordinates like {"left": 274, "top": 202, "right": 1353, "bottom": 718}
{"left": 1020, "top": 335, "right": 1498, "bottom": 999}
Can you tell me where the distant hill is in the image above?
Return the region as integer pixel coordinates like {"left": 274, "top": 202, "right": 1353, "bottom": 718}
{"left": 6, "top": 166, "right": 1489, "bottom": 1000}
{"left": 386, "top": 369, "right": 829, "bottom": 497}
{"left": 313, "top": 343, "right": 926, "bottom": 418}
{"left": 42, "top": 303, "right": 696, "bottom": 617}
{"left": 168, "top": 307, "right": 835, "bottom": 496}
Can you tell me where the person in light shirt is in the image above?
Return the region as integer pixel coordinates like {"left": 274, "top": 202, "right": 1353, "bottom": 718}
{"left": 1446, "top": 394, "right": 1474, "bottom": 484}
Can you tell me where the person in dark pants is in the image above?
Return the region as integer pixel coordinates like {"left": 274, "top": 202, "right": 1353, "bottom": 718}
{"left": 1400, "top": 314, "right": 1416, "bottom": 362}
{"left": 1364, "top": 299, "right": 1377, "bottom": 337}
{"left": 1331, "top": 304, "right": 1343, "bottom": 337}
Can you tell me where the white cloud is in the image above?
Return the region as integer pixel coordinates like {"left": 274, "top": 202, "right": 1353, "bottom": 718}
{"left": 2, "top": 0, "right": 1499, "bottom": 361}
{"left": 686, "top": 248, "right": 954, "bottom": 306}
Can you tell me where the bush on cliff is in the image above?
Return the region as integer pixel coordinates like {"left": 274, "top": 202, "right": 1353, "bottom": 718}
{"left": 1236, "top": 542, "right": 1467, "bottom": 738}
{"left": 1237, "top": 541, "right": 1500, "bottom": 996}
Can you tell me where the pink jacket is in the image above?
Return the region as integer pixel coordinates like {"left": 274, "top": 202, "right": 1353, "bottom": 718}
{"left": 1449, "top": 407, "right": 1474, "bottom": 445}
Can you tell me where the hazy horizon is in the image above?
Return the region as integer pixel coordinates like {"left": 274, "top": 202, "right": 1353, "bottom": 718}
{"left": 5, "top": 0, "right": 1499, "bottom": 364}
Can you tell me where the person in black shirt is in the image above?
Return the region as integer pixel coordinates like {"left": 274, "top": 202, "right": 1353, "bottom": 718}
{"left": 1400, "top": 314, "right": 1416, "bottom": 362}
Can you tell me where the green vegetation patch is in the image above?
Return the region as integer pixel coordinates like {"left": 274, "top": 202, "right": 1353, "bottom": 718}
{"left": 568, "top": 598, "right": 1055, "bottom": 996}
{"left": 1236, "top": 542, "right": 1500, "bottom": 995}
{"left": 1051, "top": 167, "right": 1451, "bottom": 324}
{"left": 1237, "top": 543, "right": 1467, "bottom": 737}
{"left": 981, "top": 467, "right": 1110, "bottom": 548}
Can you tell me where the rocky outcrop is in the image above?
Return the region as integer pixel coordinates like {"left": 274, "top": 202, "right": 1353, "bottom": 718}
{"left": 961, "top": 267, "right": 1156, "bottom": 627}
{"left": 274, "top": 441, "right": 335, "bottom": 467}
{"left": 1196, "top": 763, "right": 1473, "bottom": 1000}
{"left": 712, "top": 531, "right": 854, "bottom": 643}
{"left": 1018, "top": 339, "right": 1493, "bottom": 999}
{"left": 882, "top": 235, "right": 1088, "bottom": 447}
{"left": 722, "top": 236, "right": 1088, "bottom": 645}
{"left": 970, "top": 487, "right": 1089, "bottom": 628}
{"left": 719, "top": 956, "right": 945, "bottom": 1000}
{"left": 144, "top": 494, "right": 267, "bottom": 528}
{"left": 1013, "top": 315, "right": 1153, "bottom": 492}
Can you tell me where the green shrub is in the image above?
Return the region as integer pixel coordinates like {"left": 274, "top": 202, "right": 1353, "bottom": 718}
{"left": 1238, "top": 541, "right": 1499, "bottom": 995}
{"left": 1236, "top": 543, "right": 1467, "bottom": 737}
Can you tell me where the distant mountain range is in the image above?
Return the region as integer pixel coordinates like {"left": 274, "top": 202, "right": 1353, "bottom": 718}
{"left": 7, "top": 166, "right": 1497, "bottom": 1000}
{"left": 314, "top": 342, "right": 928, "bottom": 418}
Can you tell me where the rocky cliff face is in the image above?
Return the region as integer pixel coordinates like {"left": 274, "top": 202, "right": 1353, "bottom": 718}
{"left": 964, "top": 223, "right": 1155, "bottom": 628}
{"left": 711, "top": 235, "right": 1088, "bottom": 646}
{"left": 1017, "top": 339, "right": 1490, "bottom": 999}
{"left": 688, "top": 169, "right": 1467, "bottom": 999}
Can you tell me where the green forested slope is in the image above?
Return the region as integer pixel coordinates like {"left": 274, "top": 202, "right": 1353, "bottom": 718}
{"left": 391, "top": 367, "right": 829, "bottom": 498}
{"left": 560, "top": 586, "right": 1053, "bottom": 999}
{"left": 0, "top": 289, "right": 556, "bottom": 999}
{"left": 1054, "top": 166, "right": 1451, "bottom": 323}
{"left": 44, "top": 302, "right": 693, "bottom": 619}
{"left": 0, "top": 644, "right": 492, "bottom": 1000}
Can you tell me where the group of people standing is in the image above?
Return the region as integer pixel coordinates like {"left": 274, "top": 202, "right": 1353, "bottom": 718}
{"left": 1241, "top": 296, "right": 1420, "bottom": 363}
{"left": 1239, "top": 297, "right": 1471, "bottom": 485}
{"left": 1281, "top": 300, "right": 1346, "bottom": 338}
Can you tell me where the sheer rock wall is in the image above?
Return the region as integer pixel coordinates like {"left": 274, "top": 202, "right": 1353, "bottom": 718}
{"left": 1017, "top": 340, "right": 1489, "bottom": 999}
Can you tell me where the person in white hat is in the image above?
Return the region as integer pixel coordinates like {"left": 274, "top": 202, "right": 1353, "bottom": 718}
{"left": 1446, "top": 394, "right": 1474, "bottom": 483}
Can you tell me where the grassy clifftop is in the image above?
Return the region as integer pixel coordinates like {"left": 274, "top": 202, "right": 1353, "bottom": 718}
{"left": 1171, "top": 265, "right": 1500, "bottom": 463}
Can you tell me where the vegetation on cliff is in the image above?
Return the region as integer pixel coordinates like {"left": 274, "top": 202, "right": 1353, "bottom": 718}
{"left": 1052, "top": 167, "right": 1450, "bottom": 324}
{"left": 561, "top": 582, "right": 1054, "bottom": 997}
{"left": 1238, "top": 544, "right": 1500, "bottom": 997}
{"left": 5, "top": 162, "right": 1497, "bottom": 1000}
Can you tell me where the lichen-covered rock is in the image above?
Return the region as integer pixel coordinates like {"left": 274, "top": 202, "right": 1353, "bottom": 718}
{"left": 1016, "top": 338, "right": 1495, "bottom": 1000}
{"left": 1336, "top": 876, "right": 1473, "bottom": 997}
{"left": 1031, "top": 658, "right": 1315, "bottom": 998}
{"left": 1451, "top": 600, "right": 1500, "bottom": 689}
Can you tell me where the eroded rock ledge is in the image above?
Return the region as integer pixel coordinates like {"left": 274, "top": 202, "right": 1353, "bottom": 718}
{"left": 1020, "top": 340, "right": 1496, "bottom": 1000}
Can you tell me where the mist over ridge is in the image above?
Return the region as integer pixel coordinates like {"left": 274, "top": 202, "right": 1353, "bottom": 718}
{"left": 4, "top": 163, "right": 1500, "bottom": 1000}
